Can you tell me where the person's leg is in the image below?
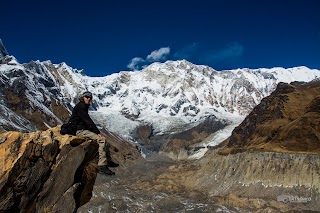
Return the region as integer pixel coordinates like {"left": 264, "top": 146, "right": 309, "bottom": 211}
{"left": 104, "top": 142, "right": 119, "bottom": 167}
{"left": 98, "top": 138, "right": 107, "bottom": 166}
{"left": 76, "top": 130, "right": 115, "bottom": 175}
{"left": 76, "top": 130, "right": 107, "bottom": 166}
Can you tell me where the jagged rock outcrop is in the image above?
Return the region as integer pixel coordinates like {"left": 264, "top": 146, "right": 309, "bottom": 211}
{"left": 0, "top": 125, "right": 142, "bottom": 213}
{"left": 0, "top": 126, "right": 99, "bottom": 213}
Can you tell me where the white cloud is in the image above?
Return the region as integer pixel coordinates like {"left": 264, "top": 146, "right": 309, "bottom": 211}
{"left": 127, "top": 57, "right": 145, "bottom": 70}
{"left": 127, "top": 47, "right": 171, "bottom": 70}
{"left": 146, "top": 47, "right": 170, "bottom": 62}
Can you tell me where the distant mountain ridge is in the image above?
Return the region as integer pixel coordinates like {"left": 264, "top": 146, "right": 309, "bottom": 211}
{"left": 1, "top": 40, "right": 320, "bottom": 158}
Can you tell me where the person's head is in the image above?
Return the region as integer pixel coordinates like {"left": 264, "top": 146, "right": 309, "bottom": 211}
{"left": 80, "top": 91, "right": 93, "bottom": 104}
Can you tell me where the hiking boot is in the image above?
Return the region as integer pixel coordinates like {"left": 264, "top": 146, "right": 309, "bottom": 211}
{"left": 98, "top": 166, "right": 115, "bottom": 176}
{"left": 107, "top": 160, "right": 119, "bottom": 167}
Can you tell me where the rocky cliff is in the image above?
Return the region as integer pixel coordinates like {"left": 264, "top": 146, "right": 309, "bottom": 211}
{"left": 0, "top": 126, "right": 142, "bottom": 213}
{"left": 0, "top": 127, "right": 98, "bottom": 212}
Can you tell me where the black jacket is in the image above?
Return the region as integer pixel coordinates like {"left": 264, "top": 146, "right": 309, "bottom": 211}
{"left": 69, "top": 101, "right": 100, "bottom": 134}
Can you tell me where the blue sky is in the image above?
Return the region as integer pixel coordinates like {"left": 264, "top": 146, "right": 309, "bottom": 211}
{"left": 2, "top": 0, "right": 319, "bottom": 76}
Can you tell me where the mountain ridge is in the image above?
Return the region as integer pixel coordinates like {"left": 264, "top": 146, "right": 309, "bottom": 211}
{"left": 1, "top": 41, "right": 320, "bottom": 158}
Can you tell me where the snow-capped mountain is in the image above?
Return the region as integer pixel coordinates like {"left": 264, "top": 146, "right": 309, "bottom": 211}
{"left": 1, "top": 40, "right": 320, "bottom": 158}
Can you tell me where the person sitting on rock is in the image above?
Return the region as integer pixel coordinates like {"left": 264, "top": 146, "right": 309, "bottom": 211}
{"left": 67, "top": 91, "right": 119, "bottom": 175}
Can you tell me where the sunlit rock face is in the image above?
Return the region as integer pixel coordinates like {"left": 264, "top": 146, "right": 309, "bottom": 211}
{"left": 0, "top": 126, "right": 98, "bottom": 213}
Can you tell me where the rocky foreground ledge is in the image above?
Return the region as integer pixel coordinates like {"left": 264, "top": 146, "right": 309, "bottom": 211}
{"left": 0, "top": 126, "right": 99, "bottom": 213}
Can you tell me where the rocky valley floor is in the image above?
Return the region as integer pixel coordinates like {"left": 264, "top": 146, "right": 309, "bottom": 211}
{"left": 77, "top": 158, "right": 239, "bottom": 213}
{"left": 77, "top": 153, "right": 319, "bottom": 213}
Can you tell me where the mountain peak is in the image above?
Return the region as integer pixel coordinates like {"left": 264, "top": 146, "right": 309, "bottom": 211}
{"left": 143, "top": 60, "right": 216, "bottom": 77}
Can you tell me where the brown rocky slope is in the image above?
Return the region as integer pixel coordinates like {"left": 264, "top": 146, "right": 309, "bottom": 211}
{"left": 221, "top": 80, "right": 320, "bottom": 154}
